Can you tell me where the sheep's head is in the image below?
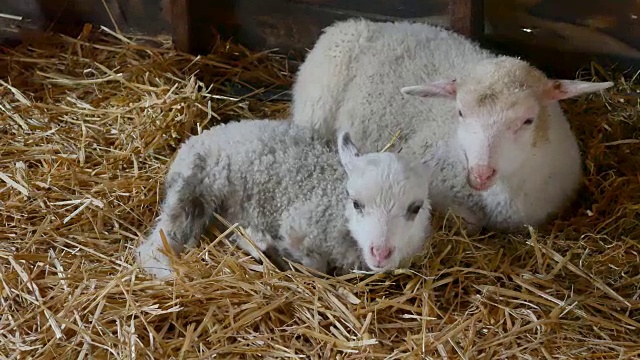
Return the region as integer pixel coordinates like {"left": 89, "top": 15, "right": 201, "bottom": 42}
{"left": 337, "top": 131, "right": 433, "bottom": 272}
{"left": 401, "top": 57, "right": 613, "bottom": 191}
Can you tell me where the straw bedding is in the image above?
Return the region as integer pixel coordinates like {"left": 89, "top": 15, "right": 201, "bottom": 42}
{"left": 0, "top": 25, "right": 639, "bottom": 359}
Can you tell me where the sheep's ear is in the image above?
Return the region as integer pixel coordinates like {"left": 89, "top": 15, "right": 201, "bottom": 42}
{"left": 401, "top": 80, "right": 457, "bottom": 99}
{"left": 337, "top": 131, "right": 360, "bottom": 173}
{"left": 542, "top": 79, "right": 614, "bottom": 101}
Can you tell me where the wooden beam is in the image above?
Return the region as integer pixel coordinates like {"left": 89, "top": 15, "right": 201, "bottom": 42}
{"left": 169, "top": 0, "right": 192, "bottom": 53}
{"left": 449, "top": 0, "right": 484, "bottom": 40}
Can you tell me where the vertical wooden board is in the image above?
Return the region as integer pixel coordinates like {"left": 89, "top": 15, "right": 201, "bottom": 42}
{"left": 168, "top": 0, "right": 192, "bottom": 52}
{"left": 449, "top": 0, "right": 485, "bottom": 39}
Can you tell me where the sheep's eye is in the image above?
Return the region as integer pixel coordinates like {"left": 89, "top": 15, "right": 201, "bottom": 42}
{"left": 458, "top": 109, "right": 463, "bottom": 118}
{"left": 352, "top": 200, "right": 364, "bottom": 212}
{"left": 523, "top": 118, "right": 534, "bottom": 126}
{"left": 406, "top": 201, "right": 423, "bottom": 219}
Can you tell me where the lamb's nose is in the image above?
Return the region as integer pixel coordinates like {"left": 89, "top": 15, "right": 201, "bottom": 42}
{"left": 370, "top": 245, "right": 393, "bottom": 262}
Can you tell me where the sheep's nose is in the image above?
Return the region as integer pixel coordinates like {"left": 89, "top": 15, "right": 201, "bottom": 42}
{"left": 370, "top": 245, "right": 393, "bottom": 263}
{"left": 468, "top": 165, "right": 497, "bottom": 190}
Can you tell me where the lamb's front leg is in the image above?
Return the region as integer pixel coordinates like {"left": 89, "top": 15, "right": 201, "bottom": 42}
{"left": 226, "top": 226, "right": 284, "bottom": 269}
{"left": 448, "top": 200, "right": 486, "bottom": 236}
{"left": 229, "top": 226, "right": 274, "bottom": 260}
{"left": 278, "top": 201, "right": 330, "bottom": 275}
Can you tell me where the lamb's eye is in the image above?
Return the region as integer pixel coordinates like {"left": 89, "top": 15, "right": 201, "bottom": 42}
{"left": 406, "top": 201, "right": 423, "bottom": 219}
{"left": 458, "top": 109, "right": 463, "bottom": 118}
{"left": 523, "top": 118, "right": 534, "bottom": 126}
{"left": 352, "top": 200, "right": 364, "bottom": 212}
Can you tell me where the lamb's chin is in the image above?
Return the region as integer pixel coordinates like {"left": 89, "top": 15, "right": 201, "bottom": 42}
{"left": 364, "top": 260, "right": 397, "bottom": 273}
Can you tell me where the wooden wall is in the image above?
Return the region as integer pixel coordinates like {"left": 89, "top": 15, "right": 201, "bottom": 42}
{"left": 189, "top": 0, "right": 450, "bottom": 54}
{"left": 483, "top": 0, "right": 640, "bottom": 77}
{"left": 0, "top": 0, "right": 171, "bottom": 43}
{"left": 1, "top": 0, "right": 639, "bottom": 78}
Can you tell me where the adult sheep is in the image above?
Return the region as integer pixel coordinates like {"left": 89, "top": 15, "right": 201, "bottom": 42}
{"left": 290, "top": 18, "right": 613, "bottom": 233}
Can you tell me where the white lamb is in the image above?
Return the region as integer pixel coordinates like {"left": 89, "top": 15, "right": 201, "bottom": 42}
{"left": 135, "top": 119, "right": 434, "bottom": 280}
{"left": 290, "top": 18, "right": 614, "bottom": 233}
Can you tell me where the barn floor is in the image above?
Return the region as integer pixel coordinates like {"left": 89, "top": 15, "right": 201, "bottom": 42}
{"left": 1, "top": 27, "right": 639, "bottom": 359}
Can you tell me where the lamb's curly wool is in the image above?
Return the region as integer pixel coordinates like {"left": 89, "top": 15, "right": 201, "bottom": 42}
{"left": 136, "top": 119, "right": 434, "bottom": 280}
{"left": 291, "top": 18, "right": 613, "bottom": 232}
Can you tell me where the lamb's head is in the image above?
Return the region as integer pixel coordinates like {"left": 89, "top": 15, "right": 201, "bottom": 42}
{"left": 401, "top": 57, "right": 613, "bottom": 191}
{"left": 337, "top": 131, "right": 433, "bottom": 272}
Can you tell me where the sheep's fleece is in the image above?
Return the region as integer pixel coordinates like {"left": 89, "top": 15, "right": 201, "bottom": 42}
{"left": 290, "top": 18, "right": 613, "bottom": 232}
{"left": 136, "top": 119, "right": 433, "bottom": 279}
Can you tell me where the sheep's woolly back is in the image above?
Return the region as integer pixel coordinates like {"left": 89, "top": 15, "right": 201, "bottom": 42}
{"left": 292, "top": 18, "right": 494, "bottom": 155}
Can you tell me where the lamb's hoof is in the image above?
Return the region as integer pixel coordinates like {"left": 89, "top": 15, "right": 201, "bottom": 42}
{"left": 462, "top": 220, "right": 483, "bottom": 237}
{"left": 136, "top": 248, "right": 176, "bottom": 281}
{"left": 145, "top": 265, "right": 176, "bottom": 281}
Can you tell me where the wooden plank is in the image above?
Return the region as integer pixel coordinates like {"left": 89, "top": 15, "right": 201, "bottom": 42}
{"left": 169, "top": 0, "right": 192, "bottom": 53}
{"left": 187, "top": 0, "right": 448, "bottom": 56}
{"left": 483, "top": 0, "right": 640, "bottom": 73}
{"left": 288, "top": 0, "right": 448, "bottom": 18}
{"left": 449, "top": 0, "right": 485, "bottom": 39}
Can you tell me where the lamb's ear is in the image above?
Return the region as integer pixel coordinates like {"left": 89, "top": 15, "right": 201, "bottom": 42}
{"left": 337, "top": 131, "right": 360, "bottom": 173}
{"left": 542, "top": 79, "right": 614, "bottom": 102}
{"left": 401, "top": 80, "right": 457, "bottom": 99}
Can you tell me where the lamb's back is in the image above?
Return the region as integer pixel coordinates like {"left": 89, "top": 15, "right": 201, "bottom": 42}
{"left": 187, "top": 119, "right": 345, "bottom": 236}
